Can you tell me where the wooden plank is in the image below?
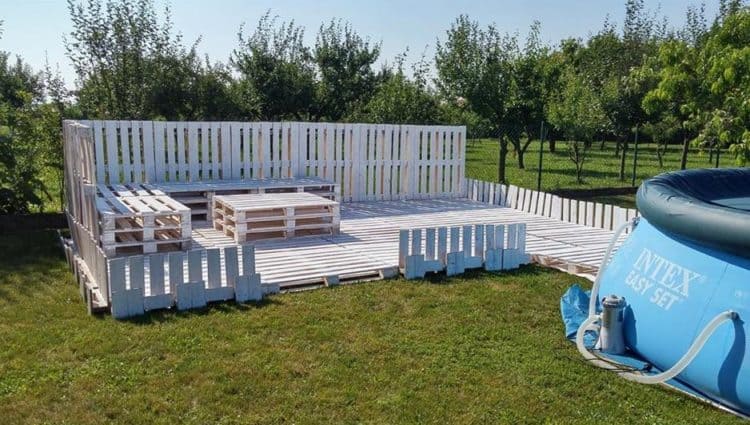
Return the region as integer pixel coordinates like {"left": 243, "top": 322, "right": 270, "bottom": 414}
{"left": 153, "top": 121, "right": 166, "bottom": 182}
{"left": 436, "top": 128, "right": 445, "bottom": 195}
{"left": 382, "top": 125, "right": 393, "bottom": 201}
{"left": 242, "top": 244, "right": 256, "bottom": 275}
{"left": 230, "top": 122, "right": 243, "bottom": 179}
{"left": 188, "top": 122, "right": 200, "bottom": 181}
{"left": 148, "top": 253, "right": 166, "bottom": 296}
{"left": 165, "top": 122, "right": 177, "bottom": 181}
{"left": 92, "top": 121, "right": 106, "bottom": 183}
{"left": 118, "top": 120, "right": 132, "bottom": 183}
{"left": 224, "top": 246, "right": 239, "bottom": 288}
{"left": 130, "top": 121, "right": 143, "bottom": 183}
{"left": 206, "top": 249, "right": 222, "bottom": 289}
{"left": 210, "top": 122, "right": 220, "bottom": 180}
{"left": 243, "top": 122, "right": 252, "bottom": 179}
{"left": 220, "top": 122, "right": 232, "bottom": 179}
{"left": 105, "top": 121, "right": 119, "bottom": 184}
{"left": 261, "top": 122, "right": 272, "bottom": 178}
{"left": 425, "top": 228, "right": 436, "bottom": 260}
{"left": 176, "top": 122, "right": 187, "bottom": 181}
{"left": 282, "top": 122, "right": 293, "bottom": 179}
{"left": 168, "top": 252, "right": 184, "bottom": 292}
{"left": 142, "top": 121, "right": 156, "bottom": 182}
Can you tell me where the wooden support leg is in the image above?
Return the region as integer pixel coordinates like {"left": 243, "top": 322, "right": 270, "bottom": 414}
{"left": 446, "top": 251, "right": 465, "bottom": 276}
{"left": 235, "top": 274, "right": 262, "bottom": 302}
{"left": 404, "top": 254, "right": 425, "bottom": 280}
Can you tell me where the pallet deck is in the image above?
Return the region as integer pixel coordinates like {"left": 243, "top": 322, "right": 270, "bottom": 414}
{"left": 188, "top": 198, "right": 624, "bottom": 289}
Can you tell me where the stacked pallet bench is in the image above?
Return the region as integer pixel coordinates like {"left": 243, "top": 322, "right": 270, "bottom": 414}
{"left": 149, "top": 177, "right": 340, "bottom": 221}
{"left": 96, "top": 184, "right": 191, "bottom": 256}
{"left": 213, "top": 192, "right": 341, "bottom": 243}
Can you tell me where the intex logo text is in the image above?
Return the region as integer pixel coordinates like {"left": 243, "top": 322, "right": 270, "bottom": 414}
{"left": 624, "top": 248, "right": 704, "bottom": 310}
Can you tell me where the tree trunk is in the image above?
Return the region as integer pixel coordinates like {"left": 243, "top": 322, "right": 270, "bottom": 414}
{"left": 615, "top": 139, "right": 621, "bottom": 157}
{"left": 600, "top": 136, "right": 606, "bottom": 151}
{"left": 619, "top": 137, "right": 628, "bottom": 181}
{"left": 656, "top": 148, "right": 664, "bottom": 168}
{"left": 548, "top": 138, "right": 556, "bottom": 153}
{"left": 498, "top": 138, "right": 508, "bottom": 184}
{"left": 715, "top": 144, "right": 720, "bottom": 168}
{"left": 517, "top": 148, "right": 525, "bottom": 169}
{"left": 680, "top": 132, "right": 689, "bottom": 170}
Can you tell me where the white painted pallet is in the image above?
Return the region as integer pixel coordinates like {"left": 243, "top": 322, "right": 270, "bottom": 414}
{"left": 107, "top": 244, "right": 275, "bottom": 319}
{"left": 151, "top": 177, "right": 340, "bottom": 220}
{"left": 464, "top": 178, "right": 639, "bottom": 232}
{"left": 213, "top": 192, "right": 340, "bottom": 243}
{"left": 96, "top": 184, "right": 191, "bottom": 256}
{"left": 398, "top": 223, "right": 529, "bottom": 279}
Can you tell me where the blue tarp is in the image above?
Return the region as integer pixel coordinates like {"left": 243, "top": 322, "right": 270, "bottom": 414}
{"left": 560, "top": 284, "right": 597, "bottom": 346}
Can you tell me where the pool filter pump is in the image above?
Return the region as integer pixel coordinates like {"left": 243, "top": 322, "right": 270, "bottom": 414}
{"left": 600, "top": 295, "right": 627, "bottom": 354}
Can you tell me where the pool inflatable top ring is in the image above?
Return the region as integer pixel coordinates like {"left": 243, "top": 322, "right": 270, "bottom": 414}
{"left": 636, "top": 168, "right": 750, "bottom": 258}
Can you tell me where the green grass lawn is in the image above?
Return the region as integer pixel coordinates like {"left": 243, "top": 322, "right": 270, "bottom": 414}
{"left": 465, "top": 139, "right": 738, "bottom": 203}
{"left": 0, "top": 230, "right": 743, "bottom": 424}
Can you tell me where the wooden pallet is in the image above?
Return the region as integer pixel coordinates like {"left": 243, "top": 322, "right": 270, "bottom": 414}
{"left": 150, "top": 177, "right": 340, "bottom": 221}
{"left": 213, "top": 192, "right": 340, "bottom": 243}
{"left": 96, "top": 184, "right": 192, "bottom": 256}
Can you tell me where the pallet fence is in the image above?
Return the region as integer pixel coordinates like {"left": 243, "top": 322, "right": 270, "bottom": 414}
{"left": 108, "top": 244, "right": 271, "bottom": 319}
{"left": 75, "top": 120, "right": 466, "bottom": 203}
{"left": 399, "top": 223, "right": 528, "bottom": 279}
{"left": 464, "top": 178, "right": 639, "bottom": 232}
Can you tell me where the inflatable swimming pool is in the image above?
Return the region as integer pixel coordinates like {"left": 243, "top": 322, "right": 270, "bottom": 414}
{"left": 576, "top": 168, "right": 750, "bottom": 416}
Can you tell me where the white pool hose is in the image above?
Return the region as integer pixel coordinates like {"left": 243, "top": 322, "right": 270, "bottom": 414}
{"left": 587, "top": 218, "right": 636, "bottom": 318}
{"left": 576, "top": 310, "right": 738, "bottom": 384}
{"left": 576, "top": 216, "right": 740, "bottom": 384}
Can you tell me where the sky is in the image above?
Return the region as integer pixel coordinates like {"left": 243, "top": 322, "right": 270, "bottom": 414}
{"left": 0, "top": 0, "right": 720, "bottom": 88}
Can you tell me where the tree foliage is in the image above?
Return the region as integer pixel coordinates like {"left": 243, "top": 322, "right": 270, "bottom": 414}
{"left": 547, "top": 67, "right": 608, "bottom": 183}
{"left": 313, "top": 20, "right": 381, "bottom": 121}
{"left": 435, "top": 15, "right": 518, "bottom": 182}
{"left": 0, "top": 26, "right": 59, "bottom": 213}
{"left": 232, "top": 12, "right": 315, "bottom": 120}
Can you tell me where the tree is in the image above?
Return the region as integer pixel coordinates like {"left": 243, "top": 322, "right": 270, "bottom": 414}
{"left": 547, "top": 67, "right": 608, "bottom": 183}
{"left": 693, "top": 7, "right": 750, "bottom": 164}
{"left": 66, "top": 0, "right": 202, "bottom": 119}
{"left": 562, "top": 1, "right": 663, "bottom": 178}
{"left": 506, "top": 21, "right": 549, "bottom": 169}
{"left": 313, "top": 20, "right": 380, "bottom": 121}
{"left": 355, "top": 54, "right": 438, "bottom": 124}
{"left": 0, "top": 44, "right": 52, "bottom": 213}
{"left": 642, "top": 39, "right": 702, "bottom": 169}
{"left": 232, "top": 12, "right": 315, "bottom": 120}
{"left": 435, "top": 15, "right": 516, "bottom": 183}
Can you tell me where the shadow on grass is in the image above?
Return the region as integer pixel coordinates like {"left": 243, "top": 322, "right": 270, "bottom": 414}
{"left": 0, "top": 230, "right": 65, "bottom": 268}
{"left": 118, "top": 295, "right": 285, "bottom": 325}
{"left": 0, "top": 230, "right": 70, "bottom": 302}
{"left": 418, "top": 263, "right": 552, "bottom": 285}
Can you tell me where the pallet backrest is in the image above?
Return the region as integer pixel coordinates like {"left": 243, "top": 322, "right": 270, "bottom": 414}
{"left": 73, "top": 120, "right": 466, "bottom": 202}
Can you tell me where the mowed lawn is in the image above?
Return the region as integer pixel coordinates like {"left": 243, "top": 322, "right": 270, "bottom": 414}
{"left": 465, "top": 139, "right": 738, "bottom": 208}
{"left": 0, "top": 231, "right": 743, "bottom": 424}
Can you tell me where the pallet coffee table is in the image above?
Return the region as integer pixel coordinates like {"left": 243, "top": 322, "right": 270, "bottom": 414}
{"left": 212, "top": 192, "right": 340, "bottom": 243}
